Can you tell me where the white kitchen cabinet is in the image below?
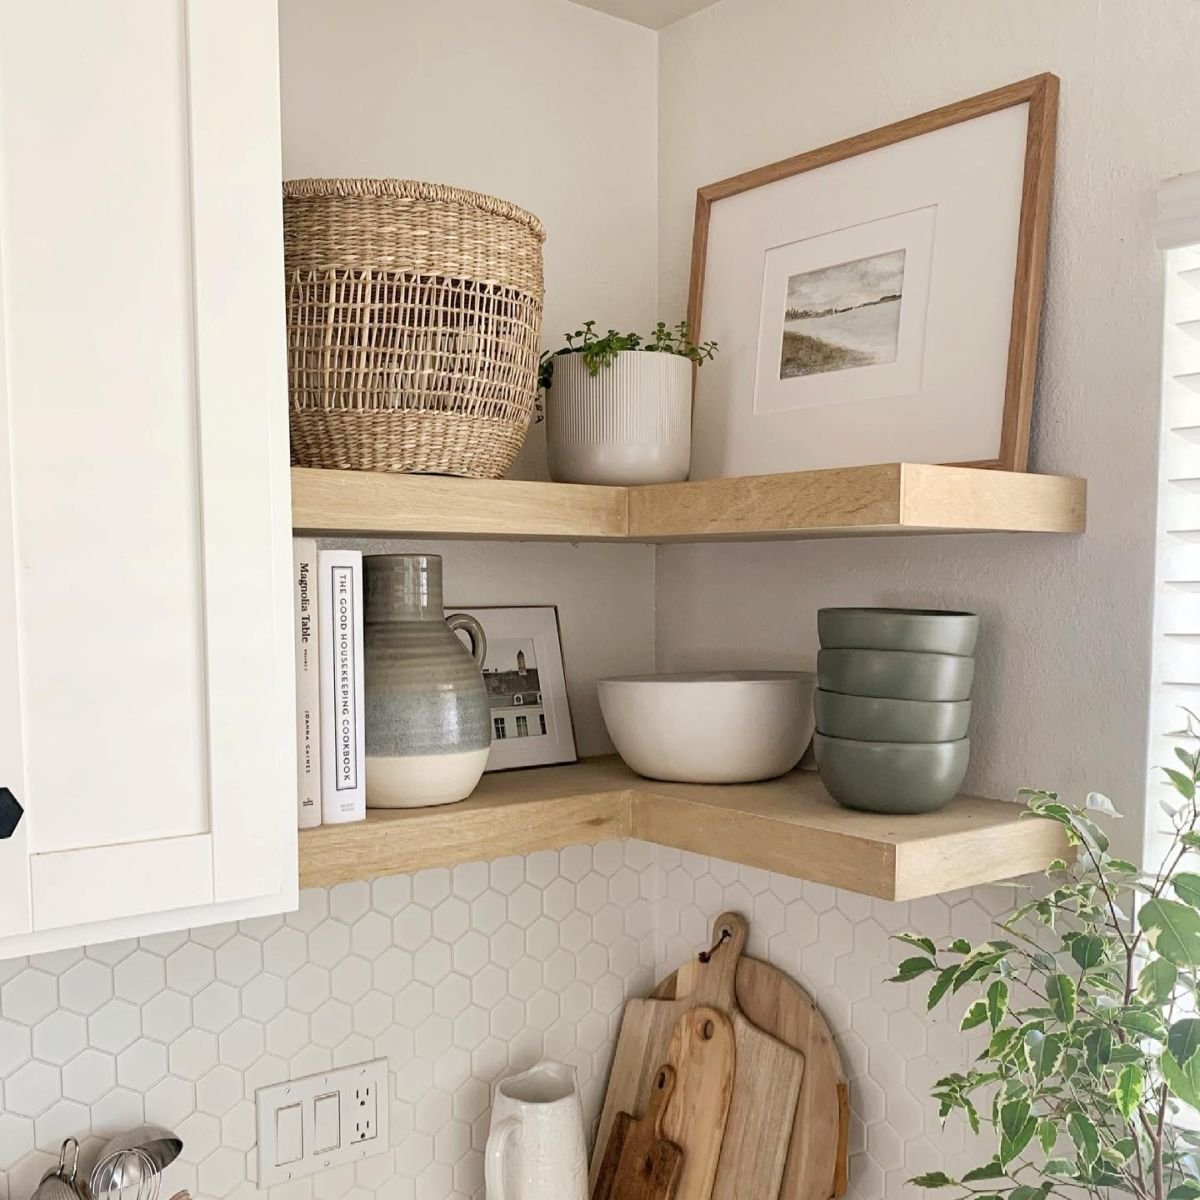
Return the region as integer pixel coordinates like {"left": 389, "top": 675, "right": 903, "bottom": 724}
{"left": 0, "top": 0, "right": 297, "bottom": 957}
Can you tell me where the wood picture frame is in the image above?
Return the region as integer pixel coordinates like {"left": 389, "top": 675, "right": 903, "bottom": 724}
{"left": 687, "top": 73, "right": 1059, "bottom": 473}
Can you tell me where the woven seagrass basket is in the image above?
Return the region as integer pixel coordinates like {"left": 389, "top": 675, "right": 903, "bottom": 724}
{"left": 283, "top": 178, "right": 546, "bottom": 477}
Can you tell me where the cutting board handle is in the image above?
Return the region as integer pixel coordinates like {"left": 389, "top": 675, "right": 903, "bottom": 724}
{"left": 687, "top": 912, "right": 747, "bottom": 1008}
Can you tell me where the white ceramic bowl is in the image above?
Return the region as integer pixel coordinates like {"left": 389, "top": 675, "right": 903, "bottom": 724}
{"left": 598, "top": 670, "right": 816, "bottom": 784}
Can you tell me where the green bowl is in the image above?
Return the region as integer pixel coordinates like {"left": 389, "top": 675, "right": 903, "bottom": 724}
{"left": 814, "top": 733, "right": 970, "bottom": 814}
{"left": 817, "top": 648, "right": 974, "bottom": 701}
{"left": 814, "top": 690, "right": 971, "bottom": 743}
{"left": 818, "top": 608, "right": 979, "bottom": 656}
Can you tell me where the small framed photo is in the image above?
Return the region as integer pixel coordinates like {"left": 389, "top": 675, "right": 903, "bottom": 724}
{"left": 450, "top": 605, "right": 577, "bottom": 772}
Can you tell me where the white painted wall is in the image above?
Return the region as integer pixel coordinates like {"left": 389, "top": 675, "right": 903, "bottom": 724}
{"left": 279, "top": 0, "right": 663, "bottom": 753}
{"left": 279, "top": 0, "right": 659, "bottom": 481}
{"left": 656, "top": 0, "right": 1200, "bottom": 858}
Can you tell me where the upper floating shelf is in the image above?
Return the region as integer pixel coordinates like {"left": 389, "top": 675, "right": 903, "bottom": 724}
{"left": 298, "top": 757, "right": 1070, "bottom": 902}
{"left": 291, "top": 463, "right": 1086, "bottom": 542}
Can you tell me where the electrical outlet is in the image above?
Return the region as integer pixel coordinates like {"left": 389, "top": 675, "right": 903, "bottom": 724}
{"left": 255, "top": 1058, "right": 389, "bottom": 1186}
{"left": 353, "top": 1079, "right": 378, "bottom": 1142}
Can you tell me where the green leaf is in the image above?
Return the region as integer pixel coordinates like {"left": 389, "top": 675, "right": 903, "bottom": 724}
{"left": 909, "top": 1172, "right": 956, "bottom": 1188}
{"left": 1001, "top": 1116, "right": 1037, "bottom": 1166}
{"left": 1000, "top": 1098, "right": 1031, "bottom": 1142}
{"left": 1170, "top": 1018, "right": 1200, "bottom": 1067}
{"left": 927, "top": 965, "right": 957, "bottom": 1010}
{"left": 1084, "top": 1026, "right": 1112, "bottom": 1074}
{"left": 890, "top": 956, "right": 936, "bottom": 983}
{"left": 1070, "top": 933, "right": 1105, "bottom": 969}
{"left": 1024, "top": 1029, "right": 1064, "bottom": 1079}
{"left": 962, "top": 1160, "right": 1005, "bottom": 1182}
{"left": 1168, "top": 1184, "right": 1200, "bottom": 1199}
{"left": 1114, "top": 1063, "right": 1143, "bottom": 1120}
{"left": 1183, "top": 832, "right": 1200, "bottom": 851}
{"left": 961, "top": 999, "right": 989, "bottom": 1031}
{"left": 1165, "top": 767, "right": 1197, "bottom": 799}
{"left": 1037, "top": 1119, "right": 1058, "bottom": 1157}
{"left": 1177, "top": 873, "right": 1200, "bottom": 907}
{"left": 1137, "top": 957, "right": 1178, "bottom": 1004}
{"left": 1046, "top": 973, "right": 1077, "bottom": 1024}
{"left": 1118, "top": 1009, "right": 1166, "bottom": 1038}
{"left": 1139, "top": 898, "right": 1200, "bottom": 966}
{"left": 893, "top": 932, "right": 936, "bottom": 955}
{"left": 1086, "top": 790, "right": 1120, "bottom": 816}
{"left": 1162, "top": 1048, "right": 1200, "bottom": 1110}
{"left": 1068, "top": 1111, "right": 1100, "bottom": 1165}
{"left": 987, "top": 979, "right": 1009, "bottom": 1031}
{"left": 1011, "top": 1186, "right": 1053, "bottom": 1200}
{"left": 1044, "top": 1158, "right": 1078, "bottom": 1177}
{"left": 950, "top": 938, "right": 972, "bottom": 954}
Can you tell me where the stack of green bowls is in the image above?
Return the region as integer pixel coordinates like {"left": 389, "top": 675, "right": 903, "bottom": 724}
{"left": 814, "top": 608, "right": 978, "bottom": 814}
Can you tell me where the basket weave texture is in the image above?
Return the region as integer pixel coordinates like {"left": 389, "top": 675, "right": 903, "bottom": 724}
{"left": 284, "top": 178, "right": 546, "bottom": 477}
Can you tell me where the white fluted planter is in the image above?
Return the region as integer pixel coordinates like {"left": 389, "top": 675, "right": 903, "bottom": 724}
{"left": 545, "top": 351, "right": 691, "bottom": 485}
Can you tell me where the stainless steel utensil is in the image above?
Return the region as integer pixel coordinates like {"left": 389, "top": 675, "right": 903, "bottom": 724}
{"left": 32, "top": 1138, "right": 86, "bottom": 1200}
{"left": 89, "top": 1125, "right": 182, "bottom": 1200}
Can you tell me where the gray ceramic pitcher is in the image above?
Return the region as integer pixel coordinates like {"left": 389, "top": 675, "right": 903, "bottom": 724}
{"left": 363, "top": 554, "right": 491, "bottom": 808}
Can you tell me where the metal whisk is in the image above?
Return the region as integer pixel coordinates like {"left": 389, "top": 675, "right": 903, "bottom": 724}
{"left": 89, "top": 1125, "right": 182, "bottom": 1200}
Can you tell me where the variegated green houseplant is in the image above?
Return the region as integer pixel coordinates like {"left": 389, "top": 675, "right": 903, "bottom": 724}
{"left": 892, "top": 727, "right": 1200, "bottom": 1200}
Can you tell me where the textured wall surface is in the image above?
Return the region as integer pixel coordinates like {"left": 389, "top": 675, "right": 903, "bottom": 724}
{"left": 0, "top": 841, "right": 1017, "bottom": 1200}
{"left": 655, "top": 0, "right": 1200, "bottom": 863}
{"left": 0, "top": 843, "right": 660, "bottom": 1200}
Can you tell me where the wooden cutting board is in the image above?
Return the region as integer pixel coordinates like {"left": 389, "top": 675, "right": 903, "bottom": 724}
{"left": 663, "top": 1006, "right": 734, "bottom": 1200}
{"left": 592, "top": 912, "right": 805, "bottom": 1200}
{"left": 654, "top": 920, "right": 850, "bottom": 1200}
{"left": 592, "top": 1064, "right": 684, "bottom": 1200}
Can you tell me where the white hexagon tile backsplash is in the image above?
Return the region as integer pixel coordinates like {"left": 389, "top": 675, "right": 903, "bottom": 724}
{"left": 0, "top": 839, "right": 1007, "bottom": 1200}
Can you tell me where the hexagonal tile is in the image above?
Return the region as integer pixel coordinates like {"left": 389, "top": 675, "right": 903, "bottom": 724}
{"left": 287, "top": 963, "right": 331, "bottom": 1014}
{"left": 145, "top": 1075, "right": 195, "bottom": 1128}
{"left": 165, "top": 943, "right": 215, "bottom": 995}
{"left": 142, "top": 989, "right": 191, "bottom": 1042}
{"left": 240, "top": 973, "right": 286, "bottom": 1022}
{"left": 62, "top": 1048, "right": 115, "bottom": 1103}
{"left": 193, "top": 981, "right": 239, "bottom": 1032}
{"left": 219, "top": 1018, "right": 264, "bottom": 1069}
{"left": 5, "top": 1060, "right": 60, "bottom": 1116}
{"left": 57, "top": 958, "right": 113, "bottom": 1015}
{"left": 196, "top": 1064, "right": 243, "bottom": 1117}
{"left": 117, "top": 1038, "right": 168, "bottom": 1090}
{"left": 214, "top": 935, "right": 263, "bottom": 987}
{"left": 309, "top": 919, "right": 351, "bottom": 968}
{"left": 86, "top": 999, "right": 140, "bottom": 1053}
{"left": 29, "top": 1010, "right": 85, "bottom": 1065}
{"left": 260, "top": 929, "right": 306, "bottom": 982}
{"left": 1, "top": 969, "right": 56, "bottom": 1025}
{"left": 113, "top": 949, "right": 166, "bottom": 1003}
{"left": 169, "top": 1028, "right": 218, "bottom": 1080}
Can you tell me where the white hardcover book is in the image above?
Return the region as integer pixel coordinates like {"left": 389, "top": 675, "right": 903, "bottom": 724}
{"left": 293, "top": 539, "right": 322, "bottom": 829}
{"left": 318, "top": 549, "right": 367, "bottom": 824}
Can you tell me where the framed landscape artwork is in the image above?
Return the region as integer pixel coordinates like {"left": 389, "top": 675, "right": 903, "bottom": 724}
{"left": 450, "top": 605, "right": 577, "bottom": 772}
{"left": 688, "top": 74, "right": 1058, "bottom": 478}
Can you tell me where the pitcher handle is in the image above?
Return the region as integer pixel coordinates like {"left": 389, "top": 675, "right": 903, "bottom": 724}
{"left": 484, "top": 1115, "right": 519, "bottom": 1200}
{"left": 447, "top": 612, "right": 487, "bottom": 669}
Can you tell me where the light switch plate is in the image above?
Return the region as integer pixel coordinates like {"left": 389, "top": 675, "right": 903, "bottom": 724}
{"left": 255, "top": 1058, "right": 389, "bottom": 1187}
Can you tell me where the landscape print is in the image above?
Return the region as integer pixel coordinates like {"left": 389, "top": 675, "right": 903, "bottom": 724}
{"left": 779, "top": 249, "right": 906, "bottom": 379}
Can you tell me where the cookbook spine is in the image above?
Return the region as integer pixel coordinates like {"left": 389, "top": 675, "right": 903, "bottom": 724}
{"left": 318, "top": 549, "right": 366, "bottom": 824}
{"left": 293, "top": 539, "right": 322, "bottom": 829}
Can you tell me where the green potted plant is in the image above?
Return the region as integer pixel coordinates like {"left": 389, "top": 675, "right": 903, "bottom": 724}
{"left": 539, "top": 320, "right": 717, "bottom": 485}
{"left": 891, "top": 727, "right": 1200, "bottom": 1200}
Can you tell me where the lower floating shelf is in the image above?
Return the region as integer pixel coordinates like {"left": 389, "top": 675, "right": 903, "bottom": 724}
{"left": 299, "top": 758, "right": 1067, "bottom": 901}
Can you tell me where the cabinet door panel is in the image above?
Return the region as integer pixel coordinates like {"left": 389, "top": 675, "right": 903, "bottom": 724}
{"left": 0, "top": 0, "right": 295, "bottom": 952}
{"left": 30, "top": 835, "right": 214, "bottom": 931}
{"left": 0, "top": 0, "right": 208, "bottom": 853}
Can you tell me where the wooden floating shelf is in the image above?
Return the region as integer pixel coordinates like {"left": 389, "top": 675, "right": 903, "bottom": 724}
{"left": 291, "top": 463, "right": 1086, "bottom": 542}
{"left": 299, "top": 758, "right": 1069, "bottom": 901}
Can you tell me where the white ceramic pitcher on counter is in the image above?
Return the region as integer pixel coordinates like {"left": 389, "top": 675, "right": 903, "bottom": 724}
{"left": 485, "top": 1061, "right": 587, "bottom": 1200}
